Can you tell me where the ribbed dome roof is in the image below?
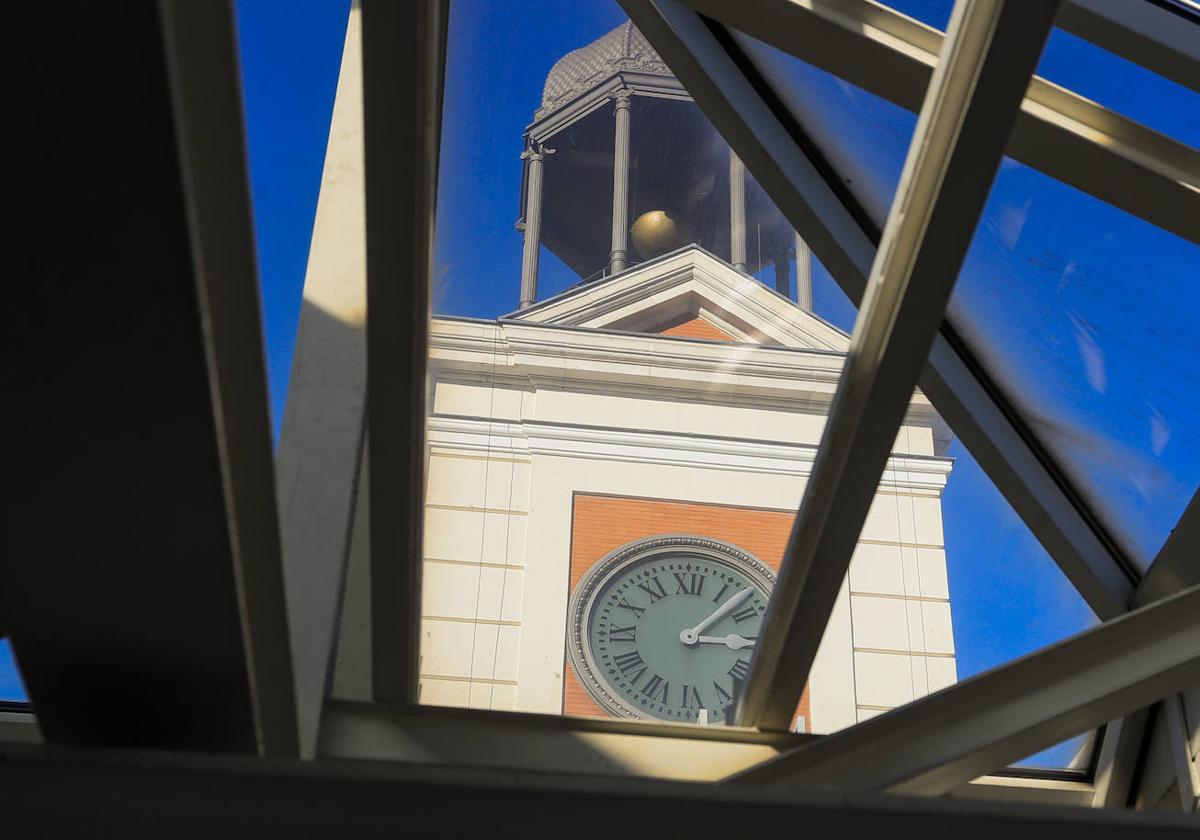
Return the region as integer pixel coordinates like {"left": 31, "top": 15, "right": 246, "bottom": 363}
{"left": 537, "top": 21, "right": 671, "bottom": 119}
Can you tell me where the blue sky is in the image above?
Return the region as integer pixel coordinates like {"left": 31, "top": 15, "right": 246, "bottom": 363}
{"left": 6, "top": 0, "right": 1195, "bottom": 770}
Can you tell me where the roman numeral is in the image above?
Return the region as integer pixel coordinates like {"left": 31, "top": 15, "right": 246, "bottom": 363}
{"left": 613, "top": 650, "right": 645, "bottom": 674}
{"left": 608, "top": 624, "right": 636, "bottom": 643}
{"left": 711, "top": 583, "right": 730, "bottom": 604}
{"left": 616, "top": 597, "right": 645, "bottom": 618}
{"left": 613, "top": 651, "right": 648, "bottom": 686}
{"left": 635, "top": 576, "right": 668, "bottom": 603}
{"left": 643, "top": 674, "right": 670, "bottom": 704}
{"left": 731, "top": 604, "right": 759, "bottom": 624}
{"left": 727, "top": 658, "right": 751, "bottom": 682}
{"left": 673, "top": 572, "right": 705, "bottom": 596}
{"left": 680, "top": 684, "right": 704, "bottom": 709}
{"left": 713, "top": 681, "right": 733, "bottom": 704}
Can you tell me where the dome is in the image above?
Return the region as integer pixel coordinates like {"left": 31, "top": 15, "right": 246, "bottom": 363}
{"left": 536, "top": 21, "right": 672, "bottom": 119}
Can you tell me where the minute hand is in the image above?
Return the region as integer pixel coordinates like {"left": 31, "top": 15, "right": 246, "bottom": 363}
{"left": 679, "top": 587, "right": 753, "bottom": 645}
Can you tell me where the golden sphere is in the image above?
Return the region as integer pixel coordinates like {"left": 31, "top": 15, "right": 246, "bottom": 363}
{"left": 630, "top": 210, "right": 692, "bottom": 260}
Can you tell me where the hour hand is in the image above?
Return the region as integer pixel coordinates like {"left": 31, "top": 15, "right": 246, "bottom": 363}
{"left": 697, "top": 633, "right": 756, "bottom": 651}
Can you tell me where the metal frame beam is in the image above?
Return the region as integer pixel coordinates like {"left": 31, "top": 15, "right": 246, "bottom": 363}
{"left": 314, "top": 701, "right": 1093, "bottom": 803}
{"left": 1058, "top": 0, "right": 1200, "bottom": 95}
{"left": 6, "top": 0, "right": 296, "bottom": 755}
{"left": 1092, "top": 711, "right": 1150, "bottom": 808}
{"left": 159, "top": 0, "right": 300, "bottom": 756}
{"left": 320, "top": 701, "right": 798, "bottom": 783}
{"left": 1162, "top": 694, "right": 1200, "bottom": 810}
{"left": 1134, "top": 487, "right": 1200, "bottom": 608}
{"left": 729, "top": 581, "right": 1200, "bottom": 795}
{"left": 3, "top": 740, "right": 1197, "bottom": 838}
{"left": 730, "top": 0, "right": 1060, "bottom": 733}
{"left": 677, "top": 0, "right": 1200, "bottom": 246}
{"left": 1120, "top": 488, "right": 1200, "bottom": 809}
{"left": 619, "top": 0, "right": 1136, "bottom": 624}
{"left": 361, "top": 0, "right": 446, "bottom": 703}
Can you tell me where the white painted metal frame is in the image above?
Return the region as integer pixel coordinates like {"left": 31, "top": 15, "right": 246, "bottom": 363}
{"left": 1057, "top": 0, "right": 1200, "bottom": 95}
{"left": 362, "top": 0, "right": 446, "bottom": 704}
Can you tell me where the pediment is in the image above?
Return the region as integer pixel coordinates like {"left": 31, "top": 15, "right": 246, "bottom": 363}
{"left": 507, "top": 246, "right": 849, "bottom": 351}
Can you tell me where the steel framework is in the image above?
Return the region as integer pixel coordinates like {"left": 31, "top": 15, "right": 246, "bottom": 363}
{"left": 6, "top": 0, "right": 1200, "bottom": 823}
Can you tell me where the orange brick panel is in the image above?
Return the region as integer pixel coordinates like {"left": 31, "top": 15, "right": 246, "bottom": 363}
{"left": 564, "top": 494, "right": 811, "bottom": 729}
{"left": 658, "top": 317, "right": 735, "bottom": 342}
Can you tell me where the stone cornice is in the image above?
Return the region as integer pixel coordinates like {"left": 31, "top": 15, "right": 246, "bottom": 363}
{"left": 428, "top": 316, "right": 944, "bottom": 430}
{"left": 426, "top": 415, "right": 953, "bottom": 491}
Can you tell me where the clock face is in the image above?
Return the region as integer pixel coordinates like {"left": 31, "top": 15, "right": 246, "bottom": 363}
{"left": 567, "top": 535, "right": 775, "bottom": 725}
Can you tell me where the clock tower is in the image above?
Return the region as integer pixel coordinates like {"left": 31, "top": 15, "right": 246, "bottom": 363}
{"left": 415, "top": 21, "right": 958, "bottom": 733}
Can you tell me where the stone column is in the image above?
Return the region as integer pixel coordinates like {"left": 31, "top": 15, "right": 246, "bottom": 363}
{"left": 609, "top": 88, "right": 633, "bottom": 275}
{"left": 518, "top": 142, "right": 552, "bottom": 309}
{"left": 730, "top": 151, "right": 747, "bottom": 272}
{"left": 795, "top": 232, "right": 813, "bottom": 311}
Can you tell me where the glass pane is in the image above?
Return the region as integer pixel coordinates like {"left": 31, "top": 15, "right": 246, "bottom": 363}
{"left": 414, "top": 3, "right": 1104, "bottom": 771}
{"left": 251, "top": 0, "right": 1107, "bottom": 776}
{"left": 410, "top": 0, "right": 1103, "bottom": 765}
{"left": 947, "top": 157, "right": 1200, "bottom": 568}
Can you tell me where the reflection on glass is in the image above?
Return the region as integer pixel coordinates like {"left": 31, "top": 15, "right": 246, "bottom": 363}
{"left": 948, "top": 158, "right": 1200, "bottom": 567}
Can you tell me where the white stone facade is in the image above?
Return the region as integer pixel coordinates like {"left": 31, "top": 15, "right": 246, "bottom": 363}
{"left": 418, "top": 248, "right": 957, "bottom": 731}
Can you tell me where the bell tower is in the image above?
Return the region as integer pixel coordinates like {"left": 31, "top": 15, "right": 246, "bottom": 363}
{"left": 516, "top": 21, "right": 812, "bottom": 310}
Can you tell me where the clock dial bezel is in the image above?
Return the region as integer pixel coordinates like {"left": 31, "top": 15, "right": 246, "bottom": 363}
{"left": 567, "top": 534, "right": 775, "bottom": 721}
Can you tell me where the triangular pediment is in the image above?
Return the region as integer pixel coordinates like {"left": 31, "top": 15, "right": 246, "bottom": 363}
{"left": 506, "top": 246, "right": 849, "bottom": 351}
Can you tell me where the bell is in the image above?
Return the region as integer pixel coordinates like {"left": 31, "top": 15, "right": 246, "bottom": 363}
{"left": 630, "top": 210, "right": 692, "bottom": 260}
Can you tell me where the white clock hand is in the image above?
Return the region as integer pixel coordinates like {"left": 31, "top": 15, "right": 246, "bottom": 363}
{"left": 697, "top": 633, "right": 756, "bottom": 651}
{"left": 679, "top": 587, "right": 753, "bottom": 645}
